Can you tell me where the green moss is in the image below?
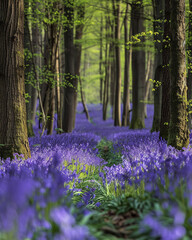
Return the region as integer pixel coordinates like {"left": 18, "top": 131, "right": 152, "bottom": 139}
{"left": 130, "top": 118, "right": 145, "bottom": 129}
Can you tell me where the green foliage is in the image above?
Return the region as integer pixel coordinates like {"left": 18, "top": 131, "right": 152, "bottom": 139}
{"left": 96, "top": 139, "right": 122, "bottom": 167}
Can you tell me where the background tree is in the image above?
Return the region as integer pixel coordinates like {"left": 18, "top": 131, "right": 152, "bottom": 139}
{"left": 159, "top": 0, "right": 171, "bottom": 140}
{"left": 151, "top": 0, "right": 163, "bottom": 132}
{"left": 113, "top": 0, "right": 122, "bottom": 126}
{"left": 130, "top": 0, "right": 146, "bottom": 129}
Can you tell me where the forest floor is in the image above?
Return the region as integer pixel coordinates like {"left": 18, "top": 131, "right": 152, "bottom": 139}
{"left": 30, "top": 103, "right": 190, "bottom": 239}
{"left": 1, "top": 104, "right": 191, "bottom": 239}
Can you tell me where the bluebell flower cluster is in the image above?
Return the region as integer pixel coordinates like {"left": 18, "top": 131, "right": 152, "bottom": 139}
{"left": 1, "top": 102, "right": 192, "bottom": 239}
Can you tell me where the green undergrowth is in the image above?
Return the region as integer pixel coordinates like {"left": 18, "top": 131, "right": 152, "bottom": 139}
{"left": 96, "top": 138, "right": 123, "bottom": 167}
{"left": 60, "top": 138, "right": 159, "bottom": 239}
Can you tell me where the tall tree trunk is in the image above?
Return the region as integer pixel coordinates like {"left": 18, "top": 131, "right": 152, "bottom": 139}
{"left": 31, "top": 1, "right": 41, "bottom": 124}
{"left": 24, "top": 0, "right": 35, "bottom": 137}
{"left": 144, "top": 51, "right": 154, "bottom": 118}
{"left": 62, "top": 0, "right": 76, "bottom": 133}
{"left": 59, "top": 28, "right": 65, "bottom": 131}
{"left": 151, "top": 0, "right": 163, "bottom": 132}
{"left": 79, "top": 77, "right": 90, "bottom": 121}
{"left": 130, "top": 0, "right": 146, "bottom": 129}
{"left": 159, "top": 0, "right": 171, "bottom": 140}
{"left": 74, "top": 3, "right": 85, "bottom": 127}
{"left": 0, "top": 0, "right": 31, "bottom": 159}
{"left": 151, "top": 65, "right": 162, "bottom": 132}
{"left": 103, "top": 15, "right": 110, "bottom": 121}
{"left": 110, "top": 24, "right": 116, "bottom": 119}
{"left": 187, "top": 0, "right": 192, "bottom": 129}
{"left": 168, "top": 0, "right": 189, "bottom": 149}
{"left": 122, "top": 3, "right": 130, "bottom": 126}
{"left": 99, "top": 15, "right": 103, "bottom": 104}
{"left": 114, "top": 0, "right": 121, "bottom": 126}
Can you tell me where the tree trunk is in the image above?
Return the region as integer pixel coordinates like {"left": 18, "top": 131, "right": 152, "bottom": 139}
{"left": 130, "top": 0, "right": 146, "bottom": 129}
{"left": 151, "top": 0, "right": 163, "bottom": 132}
{"left": 187, "top": 0, "right": 192, "bottom": 129}
{"left": 59, "top": 28, "right": 65, "bottom": 131}
{"left": 122, "top": 3, "right": 130, "bottom": 126}
{"left": 114, "top": 0, "right": 121, "bottom": 126}
{"left": 24, "top": 0, "right": 35, "bottom": 137}
{"left": 151, "top": 65, "right": 162, "bottom": 132}
{"left": 103, "top": 15, "right": 110, "bottom": 121}
{"left": 100, "top": 15, "right": 103, "bottom": 104}
{"left": 0, "top": 0, "right": 31, "bottom": 159}
{"left": 74, "top": 3, "right": 85, "bottom": 127}
{"left": 31, "top": 1, "right": 41, "bottom": 124}
{"left": 110, "top": 24, "right": 116, "bottom": 119}
{"left": 79, "top": 77, "right": 90, "bottom": 121}
{"left": 159, "top": 0, "right": 171, "bottom": 140}
{"left": 168, "top": 0, "right": 189, "bottom": 149}
{"left": 62, "top": 0, "right": 77, "bottom": 133}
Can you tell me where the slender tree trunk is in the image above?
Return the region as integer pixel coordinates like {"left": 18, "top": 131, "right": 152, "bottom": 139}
{"left": 130, "top": 0, "right": 146, "bottom": 129}
{"left": 56, "top": 46, "right": 62, "bottom": 132}
{"left": 74, "top": 3, "right": 85, "bottom": 127}
{"left": 24, "top": 0, "right": 35, "bottom": 137}
{"left": 151, "top": 65, "right": 162, "bottom": 132}
{"left": 79, "top": 77, "right": 90, "bottom": 121}
{"left": 110, "top": 24, "right": 116, "bottom": 119}
{"left": 159, "top": 0, "right": 171, "bottom": 140}
{"left": 168, "top": 0, "right": 189, "bottom": 149}
{"left": 122, "top": 3, "right": 130, "bottom": 126}
{"left": 0, "top": 0, "right": 31, "bottom": 159}
{"left": 151, "top": 0, "right": 163, "bottom": 132}
{"left": 103, "top": 15, "right": 110, "bottom": 121}
{"left": 62, "top": 0, "right": 77, "bottom": 133}
{"left": 187, "top": 0, "right": 192, "bottom": 129}
{"left": 114, "top": 0, "right": 121, "bottom": 126}
{"left": 100, "top": 15, "right": 103, "bottom": 104}
{"left": 59, "top": 29, "right": 65, "bottom": 131}
{"left": 144, "top": 51, "right": 153, "bottom": 118}
{"left": 31, "top": 1, "right": 41, "bottom": 124}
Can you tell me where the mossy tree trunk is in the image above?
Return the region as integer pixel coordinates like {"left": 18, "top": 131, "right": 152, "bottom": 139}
{"left": 159, "top": 0, "right": 171, "bottom": 140}
{"left": 168, "top": 0, "right": 189, "bottom": 149}
{"left": 130, "top": 0, "right": 146, "bottom": 129}
{"left": 0, "top": 0, "right": 31, "bottom": 159}
{"left": 187, "top": 0, "right": 192, "bottom": 129}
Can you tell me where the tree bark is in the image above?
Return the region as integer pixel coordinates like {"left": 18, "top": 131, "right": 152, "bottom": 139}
{"left": 151, "top": 65, "right": 162, "bottom": 132}
{"left": 122, "top": 3, "right": 131, "bottom": 126}
{"left": 62, "top": 0, "right": 77, "bottom": 133}
{"left": 0, "top": 0, "right": 31, "bottom": 159}
{"left": 114, "top": 0, "right": 122, "bottom": 126}
{"left": 100, "top": 15, "right": 103, "bottom": 104}
{"left": 31, "top": 0, "right": 41, "bottom": 124}
{"left": 168, "top": 0, "right": 189, "bottom": 149}
{"left": 187, "top": 0, "right": 192, "bottom": 129}
{"left": 130, "top": 0, "right": 146, "bottom": 129}
{"left": 103, "top": 15, "right": 110, "bottom": 121}
{"left": 151, "top": 0, "right": 163, "bottom": 132}
{"left": 24, "top": 0, "right": 35, "bottom": 137}
{"left": 159, "top": 0, "right": 171, "bottom": 140}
